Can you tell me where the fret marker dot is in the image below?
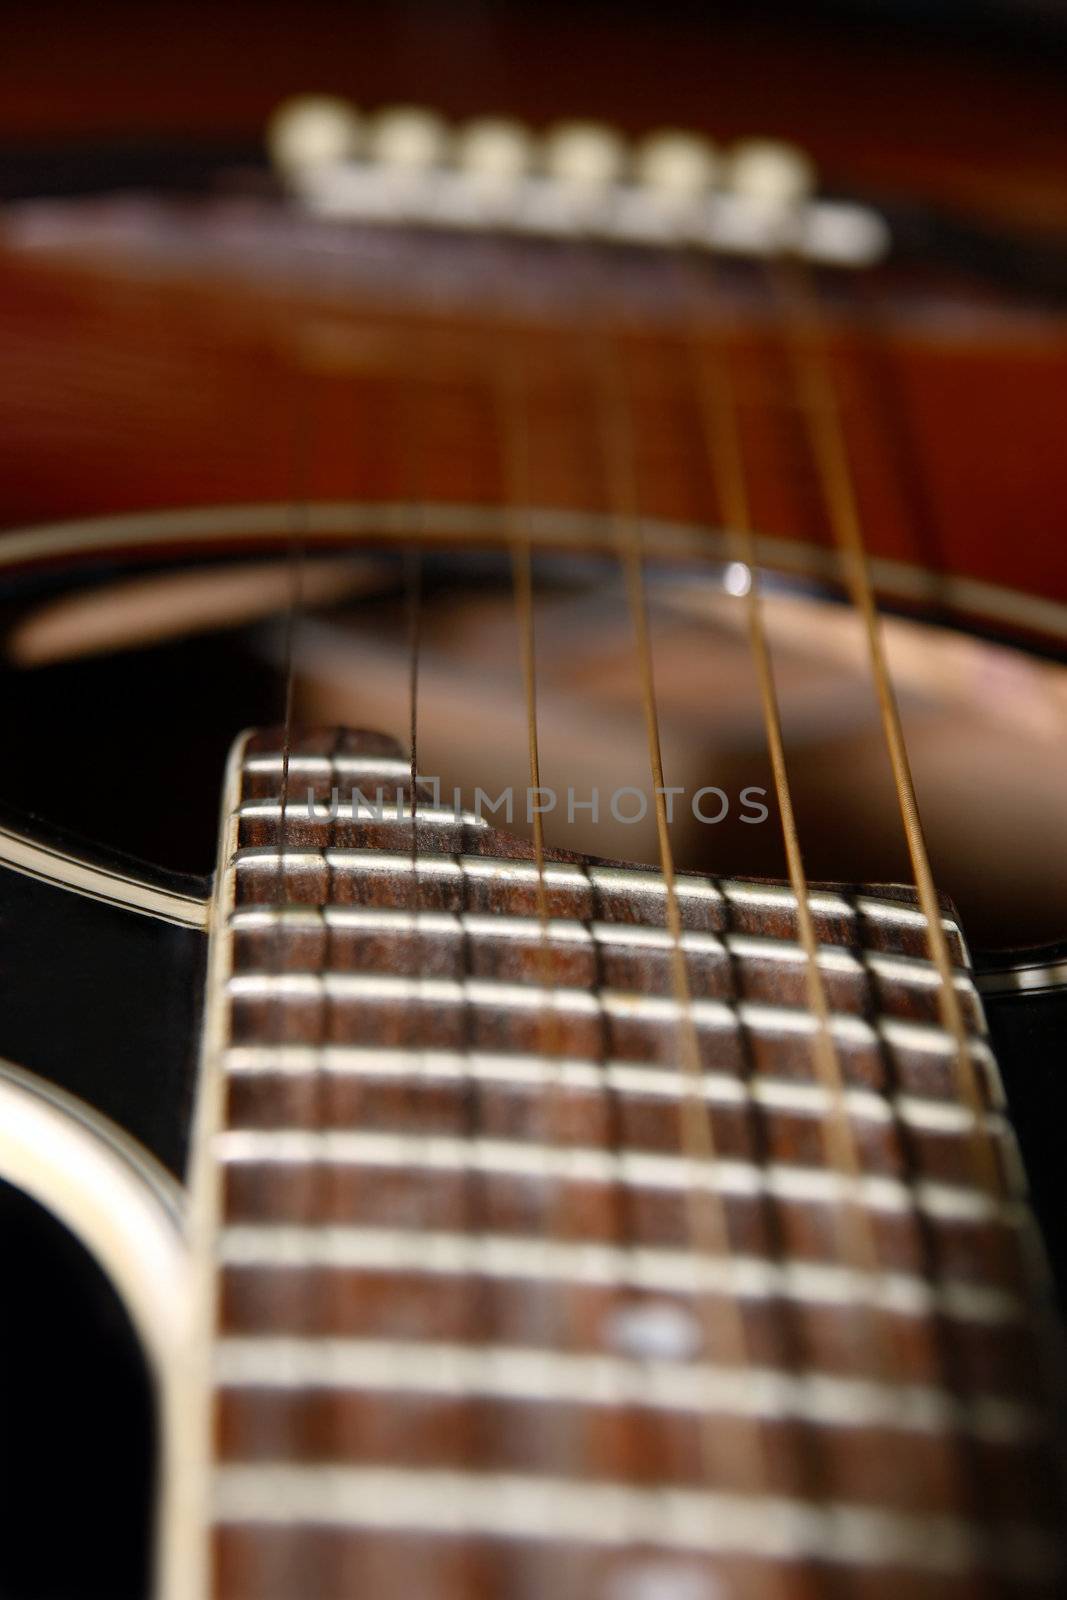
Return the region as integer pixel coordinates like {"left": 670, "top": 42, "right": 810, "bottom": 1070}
{"left": 606, "top": 1563, "right": 726, "bottom": 1600}
{"left": 604, "top": 1300, "right": 702, "bottom": 1361}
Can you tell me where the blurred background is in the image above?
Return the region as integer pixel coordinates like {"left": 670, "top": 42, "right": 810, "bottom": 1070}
{"left": 2, "top": 0, "right": 1067, "bottom": 233}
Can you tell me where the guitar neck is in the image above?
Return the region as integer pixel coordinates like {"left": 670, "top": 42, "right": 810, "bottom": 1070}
{"left": 187, "top": 727, "right": 1060, "bottom": 1599}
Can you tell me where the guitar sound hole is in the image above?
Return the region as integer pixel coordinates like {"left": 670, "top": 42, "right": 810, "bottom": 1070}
{"left": 0, "top": 1180, "right": 154, "bottom": 1600}
{"left": 1, "top": 545, "right": 1065, "bottom": 949}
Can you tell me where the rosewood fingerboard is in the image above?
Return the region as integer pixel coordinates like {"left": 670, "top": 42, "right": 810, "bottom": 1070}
{"left": 197, "top": 728, "right": 1064, "bottom": 1600}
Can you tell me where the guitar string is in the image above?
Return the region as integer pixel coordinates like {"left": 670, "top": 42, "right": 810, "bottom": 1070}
{"left": 775, "top": 260, "right": 1067, "bottom": 1509}
{"left": 275, "top": 371, "right": 310, "bottom": 964}
{"left": 399, "top": 394, "right": 480, "bottom": 1509}
{"left": 498, "top": 356, "right": 550, "bottom": 913}
{"left": 770, "top": 256, "right": 1004, "bottom": 1203}
{"left": 402, "top": 527, "right": 424, "bottom": 1105}
{"left": 245, "top": 200, "right": 1046, "bottom": 1582}
{"left": 394, "top": 362, "right": 426, "bottom": 1040}
{"left": 269, "top": 249, "right": 1011, "bottom": 1528}
{"left": 840, "top": 247, "right": 1048, "bottom": 1542}
{"left": 493, "top": 329, "right": 605, "bottom": 1543}
{"left": 491, "top": 295, "right": 774, "bottom": 1520}
{"left": 494, "top": 309, "right": 734, "bottom": 1513}
{"left": 580, "top": 296, "right": 771, "bottom": 1499}
{"left": 276, "top": 349, "right": 312, "bottom": 1142}
{"left": 765, "top": 257, "right": 1036, "bottom": 1552}
{"left": 680, "top": 263, "right": 898, "bottom": 1393}
{"left": 401, "top": 520, "right": 428, "bottom": 1220}
{"left": 405, "top": 546, "right": 422, "bottom": 866}
{"left": 499, "top": 355, "right": 560, "bottom": 1041}
{"left": 404, "top": 338, "right": 498, "bottom": 1512}
{"left": 271, "top": 310, "right": 320, "bottom": 1509}
{"left": 490, "top": 298, "right": 762, "bottom": 1517}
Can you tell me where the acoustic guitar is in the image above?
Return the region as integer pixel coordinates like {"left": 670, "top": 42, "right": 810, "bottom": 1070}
{"left": 1, "top": 5, "right": 1066, "bottom": 1597}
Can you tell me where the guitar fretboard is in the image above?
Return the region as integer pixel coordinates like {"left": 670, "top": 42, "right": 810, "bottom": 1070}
{"left": 198, "top": 728, "right": 1063, "bottom": 1600}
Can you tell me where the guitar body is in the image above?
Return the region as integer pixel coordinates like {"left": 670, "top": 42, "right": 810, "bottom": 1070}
{"left": 1, "top": 5, "right": 1066, "bottom": 1598}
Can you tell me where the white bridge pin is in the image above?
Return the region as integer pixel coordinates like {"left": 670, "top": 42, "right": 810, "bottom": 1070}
{"left": 727, "top": 137, "right": 816, "bottom": 208}
{"left": 456, "top": 117, "right": 532, "bottom": 186}
{"left": 267, "top": 94, "right": 362, "bottom": 180}
{"left": 543, "top": 120, "right": 625, "bottom": 191}
{"left": 634, "top": 129, "right": 720, "bottom": 200}
{"left": 367, "top": 105, "right": 449, "bottom": 172}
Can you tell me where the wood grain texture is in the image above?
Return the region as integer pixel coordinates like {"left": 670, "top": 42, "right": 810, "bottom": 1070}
{"left": 201, "top": 728, "right": 1064, "bottom": 1599}
{"left": 1, "top": 234, "right": 1065, "bottom": 616}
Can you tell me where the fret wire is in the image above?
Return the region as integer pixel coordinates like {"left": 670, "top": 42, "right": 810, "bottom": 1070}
{"left": 240, "top": 800, "right": 490, "bottom": 828}
{"left": 209, "top": 1461, "right": 1046, "bottom": 1575}
{"left": 220, "top": 1043, "right": 1007, "bottom": 1136}
{"left": 245, "top": 753, "right": 414, "bottom": 777}
{"left": 227, "top": 967, "right": 995, "bottom": 1062}
{"left": 209, "top": 1463, "right": 1059, "bottom": 1577}
{"left": 233, "top": 842, "right": 971, "bottom": 940}
{"left": 228, "top": 902, "right": 981, "bottom": 996}
{"left": 211, "top": 1336, "right": 1040, "bottom": 1440}
{"left": 214, "top": 1125, "right": 1017, "bottom": 1225}
{"left": 217, "top": 1223, "right": 1023, "bottom": 1323}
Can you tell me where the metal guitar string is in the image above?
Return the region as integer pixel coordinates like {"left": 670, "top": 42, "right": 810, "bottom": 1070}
{"left": 275, "top": 384, "right": 309, "bottom": 955}
{"left": 492, "top": 299, "right": 749, "bottom": 1529}
{"left": 679, "top": 262, "right": 898, "bottom": 1399}
{"left": 472, "top": 267, "right": 771, "bottom": 1520}
{"left": 835, "top": 245, "right": 1062, "bottom": 1535}
{"left": 402, "top": 533, "right": 426, "bottom": 1155}
{"left": 272, "top": 278, "right": 319, "bottom": 1523}
{"left": 773, "top": 254, "right": 1067, "bottom": 1521}
{"left": 259, "top": 192, "right": 1036, "bottom": 1561}
{"left": 578, "top": 287, "right": 771, "bottom": 1501}
{"left": 406, "top": 329, "right": 505, "bottom": 1512}
{"left": 770, "top": 256, "right": 1004, "bottom": 1201}
{"left": 492, "top": 333, "right": 605, "bottom": 1565}
{"left": 384, "top": 346, "right": 494, "bottom": 1540}
{"left": 497, "top": 349, "right": 570, "bottom": 1086}
{"left": 275, "top": 328, "right": 312, "bottom": 1119}
{"left": 404, "top": 546, "right": 422, "bottom": 862}
{"left": 398, "top": 368, "right": 477, "bottom": 1365}
{"left": 396, "top": 365, "right": 427, "bottom": 1084}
